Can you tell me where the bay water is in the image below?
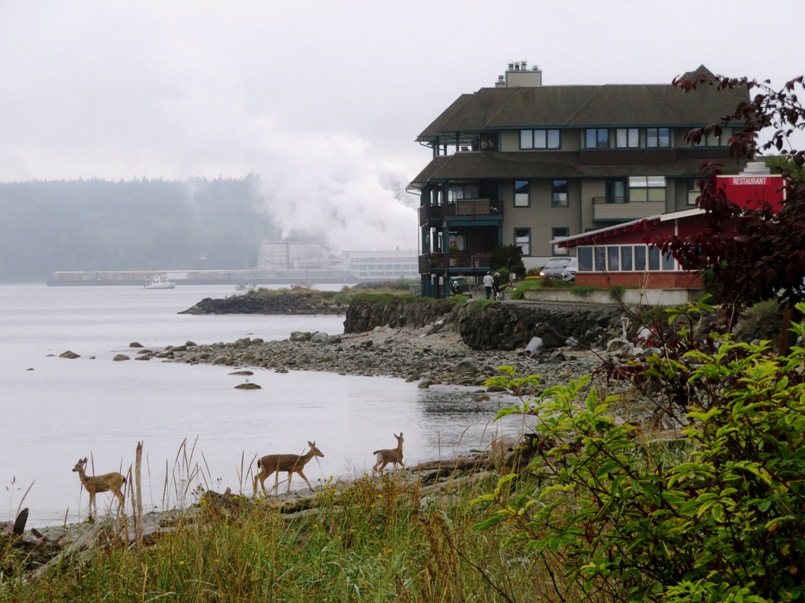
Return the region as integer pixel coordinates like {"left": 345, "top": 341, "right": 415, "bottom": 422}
{"left": 0, "top": 284, "right": 526, "bottom": 527}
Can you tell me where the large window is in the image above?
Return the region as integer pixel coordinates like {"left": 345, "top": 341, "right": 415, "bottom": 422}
{"left": 629, "top": 176, "right": 666, "bottom": 202}
{"left": 615, "top": 128, "right": 639, "bottom": 148}
{"left": 552, "top": 227, "right": 569, "bottom": 255}
{"left": 692, "top": 127, "right": 732, "bottom": 147}
{"left": 514, "top": 228, "right": 531, "bottom": 256}
{"left": 578, "top": 244, "right": 676, "bottom": 272}
{"left": 552, "top": 179, "right": 568, "bottom": 207}
{"left": 514, "top": 180, "right": 530, "bottom": 207}
{"left": 447, "top": 184, "right": 479, "bottom": 202}
{"left": 520, "top": 129, "right": 560, "bottom": 149}
{"left": 585, "top": 128, "right": 609, "bottom": 149}
{"left": 646, "top": 127, "right": 671, "bottom": 148}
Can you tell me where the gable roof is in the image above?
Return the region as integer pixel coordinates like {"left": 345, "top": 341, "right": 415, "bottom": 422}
{"left": 417, "top": 68, "right": 746, "bottom": 140}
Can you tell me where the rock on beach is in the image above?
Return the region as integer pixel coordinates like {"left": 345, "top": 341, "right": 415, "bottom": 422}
{"left": 151, "top": 325, "right": 602, "bottom": 390}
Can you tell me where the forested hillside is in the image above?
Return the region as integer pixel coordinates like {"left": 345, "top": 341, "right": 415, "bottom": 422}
{"left": 0, "top": 175, "right": 282, "bottom": 282}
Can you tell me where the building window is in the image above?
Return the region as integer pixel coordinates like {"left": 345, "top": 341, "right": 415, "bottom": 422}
{"left": 687, "top": 179, "right": 700, "bottom": 206}
{"left": 552, "top": 227, "right": 569, "bottom": 255}
{"left": 447, "top": 184, "right": 479, "bottom": 202}
{"left": 585, "top": 128, "right": 609, "bottom": 149}
{"left": 629, "top": 176, "right": 666, "bottom": 202}
{"left": 692, "top": 127, "right": 732, "bottom": 146}
{"left": 607, "top": 247, "right": 620, "bottom": 271}
{"left": 594, "top": 247, "right": 606, "bottom": 271}
{"left": 635, "top": 245, "right": 646, "bottom": 270}
{"left": 514, "top": 228, "right": 531, "bottom": 256}
{"left": 520, "top": 129, "right": 560, "bottom": 149}
{"left": 621, "top": 246, "right": 633, "bottom": 271}
{"left": 646, "top": 127, "right": 671, "bottom": 148}
{"left": 514, "top": 180, "right": 530, "bottom": 207}
{"left": 615, "top": 128, "right": 639, "bottom": 148}
{"left": 662, "top": 251, "right": 675, "bottom": 271}
{"left": 552, "top": 179, "right": 569, "bottom": 207}
{"left": 579, "top": 247, "right": 593, "bottom": 271}
{"left": 648, "top": 246, "right": 661, "bottom": 270}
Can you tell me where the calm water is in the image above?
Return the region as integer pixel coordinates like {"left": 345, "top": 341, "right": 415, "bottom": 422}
{"left": 0, "top": 284, "right": 526, "bottom": 527}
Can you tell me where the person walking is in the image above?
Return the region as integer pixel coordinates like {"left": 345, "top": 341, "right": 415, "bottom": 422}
{"left": 483, "top": 271, "right": 494, "bottom": 299}
{"left": 493, "top": 272, "right": 501, "bottom": 300}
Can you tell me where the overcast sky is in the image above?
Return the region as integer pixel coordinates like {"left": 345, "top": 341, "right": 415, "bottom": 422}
{"left": 1, "top": 0, "right": 802, "bottom": 250}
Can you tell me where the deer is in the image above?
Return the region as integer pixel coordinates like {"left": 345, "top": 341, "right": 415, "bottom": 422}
{"left": 72, "top": 457, "right": 126, "bottom": 521}
{"left": 372, "top": 432, "right": 404, "bottom": 474}
{"left": 253, "top": 441, "right": 324, "bottom": 495}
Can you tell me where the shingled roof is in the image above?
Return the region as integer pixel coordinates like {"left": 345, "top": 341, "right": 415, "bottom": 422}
{"left": 409, "top": 152, "right": 716, "bottom": 188}
{"left": 417, "top": 67, "right": 746, "bottom": 140}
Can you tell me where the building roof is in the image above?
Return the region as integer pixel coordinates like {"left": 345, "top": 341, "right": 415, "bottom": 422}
{"left": 553, "top": 208, "right": 706, "bottom": 248}
{"left": 417, "top": 67, "right": 747, "bottom": 141}
{"left": 409, "top": 151, "right": 719, "bottom": 188}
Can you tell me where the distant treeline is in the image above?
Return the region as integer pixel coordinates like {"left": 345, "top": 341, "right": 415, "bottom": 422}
{"left": 0, "top": 175, "right": 282, "bottom": 282}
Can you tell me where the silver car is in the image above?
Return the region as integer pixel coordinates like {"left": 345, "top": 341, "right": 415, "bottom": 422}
{"left": 561, "top": 257, "right": 578, "bottom": 282}
{"left": 539, "top": 257, "right": 572, "bottom": 279}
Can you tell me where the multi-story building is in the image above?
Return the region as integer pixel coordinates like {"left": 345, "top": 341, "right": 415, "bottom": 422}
{"left": 409, "top": 62, "right": 748, "bottom": 297}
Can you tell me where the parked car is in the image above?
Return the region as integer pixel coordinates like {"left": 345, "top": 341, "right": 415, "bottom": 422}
{"left": 538, "top": 257, "right": 572, "bottom": 279}
{"left": 561, "top": 257, "right": 578, "bottom": 282}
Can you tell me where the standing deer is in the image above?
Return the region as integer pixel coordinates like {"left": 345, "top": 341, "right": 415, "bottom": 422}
{"left": 373, "top": 432, "right": 404, "bottom": 474}
{"left": 72, "top": 457, "right": 126, "bottom": 520}
{"left": 253, "top": 441, "right": 324, "bottom": 495}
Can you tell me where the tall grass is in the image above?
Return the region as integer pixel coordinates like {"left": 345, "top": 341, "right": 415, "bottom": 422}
{"left": 0, "top": 466, "right": 587, "bottom": 602}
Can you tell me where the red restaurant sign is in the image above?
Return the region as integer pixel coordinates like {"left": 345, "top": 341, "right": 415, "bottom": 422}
{"left": 717, "top": 174, "right": 786, "bottom": 211}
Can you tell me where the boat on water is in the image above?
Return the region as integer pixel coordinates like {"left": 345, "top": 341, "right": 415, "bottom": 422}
{"left": 234, "top": 283, "right": 257, "bottom": 292}
{"left": 143, "top": 275, "right": 176, "bottom": 290}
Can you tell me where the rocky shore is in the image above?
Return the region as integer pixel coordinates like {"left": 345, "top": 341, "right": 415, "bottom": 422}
{"left": 151, "top": 323, "right": 603, "bottom": 391}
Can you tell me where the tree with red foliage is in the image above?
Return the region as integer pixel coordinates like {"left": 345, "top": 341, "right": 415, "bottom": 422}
{"left": 655, "top": 73, "right": 805, "bottom": 313}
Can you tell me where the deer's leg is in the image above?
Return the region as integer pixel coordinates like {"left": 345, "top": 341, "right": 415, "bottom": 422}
{"left": 298, "top": 470, "right": 313, "bottom": 491}
{"left": 114, "top": 489, "right": 124, "bottom": 512}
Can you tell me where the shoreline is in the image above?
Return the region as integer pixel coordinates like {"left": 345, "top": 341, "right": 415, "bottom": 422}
{"left": 154, "top": 322, "right": 606, "bottom": 390}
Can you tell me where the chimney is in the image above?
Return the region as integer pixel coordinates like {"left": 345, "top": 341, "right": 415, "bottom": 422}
{"left": 497, "top": 61, "right": 542, "bottom": 88}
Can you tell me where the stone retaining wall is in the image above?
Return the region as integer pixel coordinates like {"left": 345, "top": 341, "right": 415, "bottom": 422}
{"left": 345, "top": 298, "right": 624, "bottom": 351}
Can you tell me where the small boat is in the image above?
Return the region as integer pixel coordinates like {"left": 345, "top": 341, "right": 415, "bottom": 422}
{"left": 144, "top": 275, "right": 176, "bottom": 290}
{"left": 235, "top": 283, "right": 256, "bottom": 292}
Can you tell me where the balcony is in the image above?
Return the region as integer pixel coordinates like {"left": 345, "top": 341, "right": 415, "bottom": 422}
{"left": 418, "top": 252, "right": 492, "bottom": 274}
{"left": 419, "top": 199, "right": 501, "bottom": 226}
{"left": 592, "top": 197, "right": 666, "bottom": 222}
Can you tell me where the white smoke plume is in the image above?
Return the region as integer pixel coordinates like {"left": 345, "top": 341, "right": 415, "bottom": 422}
{"left": 257, "top": 130, "right": 419, "bottom": 253}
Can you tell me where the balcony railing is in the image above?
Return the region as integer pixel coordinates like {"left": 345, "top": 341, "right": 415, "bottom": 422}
{"left": 419, "top": 199, "right": 501, "bottom": 226}
{"left": 418, "top": 252, "right": 492, "bottom": 273}
{"left": 592, "top": 197, "right": 666, "bottom": 222}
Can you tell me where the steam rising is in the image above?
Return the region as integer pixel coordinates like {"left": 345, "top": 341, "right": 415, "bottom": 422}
{"left": 257, "top": 132, "right": 418, "bottom": 252}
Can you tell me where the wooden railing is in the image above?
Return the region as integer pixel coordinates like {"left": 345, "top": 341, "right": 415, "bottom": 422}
{"left": 419, "top": 252, "right": 492, "bottom": 272}
{"left": 419, "top": 199, "right": 501, "bottom": 225}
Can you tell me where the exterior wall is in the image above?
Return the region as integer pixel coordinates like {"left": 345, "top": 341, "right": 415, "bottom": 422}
{"left": 500, "top": 130, "right": 520, "bottom": 152}
{"left": 594, "top": 201, "right": 666, "bottom": 222}
{"left": 581, "top": 180, "right": 606, "bottom": 230}
{"left": 578, "top": 271, "right": 703, "bottom": 289}
{"left": 500, "top": 179, "right": 580, "bottom": 260}
{"left": 562, "top": 129, "right": 582, "bottom": 152}
{"left": 523, "top": 286, "right": 702, "bottom": 306}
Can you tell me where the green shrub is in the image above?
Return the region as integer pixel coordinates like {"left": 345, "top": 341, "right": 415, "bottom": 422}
{"left": 570, "top": 285, "right": 596, "bottom": 298}
{"left": 608, "top": 284, "right": 626, "bottom": 300}
{"left": 476, "top": 302, "right": 805, "bottom": 603}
